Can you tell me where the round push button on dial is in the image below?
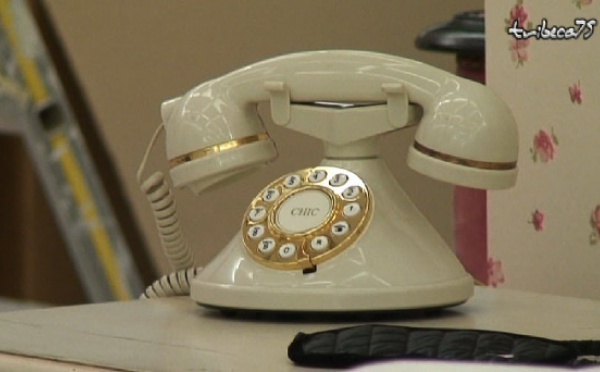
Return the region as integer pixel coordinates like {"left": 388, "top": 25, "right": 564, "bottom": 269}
{"left": 257, "top": 238, "right": 276, "bottom": 255}
{"left": 342, "top": 186, "right": 361, "bottom": 199}
{"left": 279, "top": 243, "right": 297, "bottom": 259}
{"left": 283, "top": 174, "right": 302, "bottom": 189}
{"left": 310, "top": 236, "right": 330, "bottom": 253}
{"left": 308, "top": 170, "right": 327, "bottom": 183}
{"left": 248, "top": 207, "right": 267, "bottom": 222}
{"left": 343, "top": 202, "right": 361, "bottom": 217}
{"left": 262, "top": 188, "right": 280, "bottom": 202}
{"left": 329, "top": 173, "right": 349, "bottom": 187}
{"left": 247, "top": 224, "right": 265, "bottom": 239}
{"left": 331, "top": 221, "right": 350, "bottom": 236}
{"left": 275, "top": 190, "right": 333, "bottom": 234}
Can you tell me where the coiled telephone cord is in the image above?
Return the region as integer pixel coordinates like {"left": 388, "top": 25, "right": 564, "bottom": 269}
{"left": 140, "top": 267, "right": 200, "bottom": 299}
{"left": 137, "top": 124, "right": 200, "bottom": 298}
{"left": 140, "top": 171, "right": 194, "bottom": 271}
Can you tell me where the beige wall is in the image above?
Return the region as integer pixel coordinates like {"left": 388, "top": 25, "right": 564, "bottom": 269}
{"left": 486, "top": 0, "right": 600, "bottom": 299}
{"left": 44, "top": 0, "right": 482, "bottom": 274}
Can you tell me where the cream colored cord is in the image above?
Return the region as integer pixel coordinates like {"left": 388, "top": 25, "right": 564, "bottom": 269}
{"left": 137, "top": 124, "right": 198, "bottom": 298}
{"left": 140, "top": 267, "right": 200, "bottom": 299}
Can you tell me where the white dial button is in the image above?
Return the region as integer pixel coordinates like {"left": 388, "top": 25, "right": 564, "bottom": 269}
{"left": 279, "top": 243, "right": 297, "bottom": 259}
{"left": 249, "top": 207, "right": 267, "bottom": 222}
{"left": 262, "top": 188, "right": 280, "bottom": 202}
{"left": 257, "top": 238, "right": 276, "bottom": 255}
{"left": 332, "top": 221, "right": 350, "bottom": 236}
{"left": 308, "top": 170, "right": 327, "bottom": 183}
{"left": 310, "top": 236, "right": 330, "bottom": 252}
{"left": 329, "top": 173, "right": 349, "bottom": 187}
{"left": 275, "top": 190, "right": 333, "bottom": 234}
{"left": 247, "top": 224, "right": 265, "bottom": 240}
{"left": 342, "top": 186, "right": 361, "bottom": 199}
{"left": 343, "top": 202, "right": 361, "bottom": 217}
{"left": 283, "top": 174, "right": 302, "bottom": 189}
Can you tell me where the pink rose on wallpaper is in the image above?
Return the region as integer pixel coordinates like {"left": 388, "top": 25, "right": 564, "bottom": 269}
{"left": 569, "top": 81, "right": 583, "bottom": 104}
{"left": 487, "top": 258, "right": 506, "bottom": 287}
{"left": 509, "top": 39, "right": 531, "bottom": 66}
{"left": 506, "top": 0, "right": 532, "bottom": 67}
{"left": 590, "top": 205, "right": 600, "bottom": 244}
{"left": 530, "top": 209, "right": 545, "bottom": 231}
{"left": 593, "top": 206, "right": 600, "bottom": 231}
{"left": 508, "top": 1, "right": 530, "bottom": 27}
{"left": 531, "top": 129, "right": 559, "bottom": 163}
{"left": 574, "top": 0, "right": 593, "bottom": 9}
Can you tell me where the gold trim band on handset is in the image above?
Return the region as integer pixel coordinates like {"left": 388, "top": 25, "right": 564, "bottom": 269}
{"left": 412, "top": 141, "right": 517, "bottom": 171}
{"left": 169, "top": 133, "right": 271, "bottom": 167}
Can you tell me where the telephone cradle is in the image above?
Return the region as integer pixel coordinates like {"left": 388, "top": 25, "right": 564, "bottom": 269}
{"left": 138, "top": 50, "right": 518, "bottom": 313}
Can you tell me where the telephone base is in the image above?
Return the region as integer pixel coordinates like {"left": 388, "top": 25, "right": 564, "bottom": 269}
{"left": 199, "top": 301, "right": 466, "bottom": 321}
{"left": 191, "top": 275, "right": 473, "bottom": 313}
{"left": 190, "top": 158, "right": 475, "bottom": 314}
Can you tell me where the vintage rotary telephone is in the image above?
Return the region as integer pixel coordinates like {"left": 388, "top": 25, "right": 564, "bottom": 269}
{"left": 138, "top": 50, "right": 518, "bottom": 312}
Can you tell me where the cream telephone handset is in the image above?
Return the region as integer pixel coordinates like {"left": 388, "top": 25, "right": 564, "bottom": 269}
{"left": 139, "top": 50, "right": 518, "bottom": 312}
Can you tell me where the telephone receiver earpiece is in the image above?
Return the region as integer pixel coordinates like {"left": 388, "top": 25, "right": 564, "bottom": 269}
{"left": 161, "top": 50, "right": 517, "bottom": 195}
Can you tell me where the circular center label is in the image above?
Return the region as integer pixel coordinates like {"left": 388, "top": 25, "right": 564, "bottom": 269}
{"left": 275, "top": 189, "right": 332, "bottom": 234}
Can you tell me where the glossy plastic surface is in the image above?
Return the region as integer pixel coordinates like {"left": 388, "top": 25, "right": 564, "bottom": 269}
{"left": 158, "top": 50, "right": 521, "bottom": 311}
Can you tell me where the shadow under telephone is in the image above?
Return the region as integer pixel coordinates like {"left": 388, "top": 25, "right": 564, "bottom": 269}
{"left": 138, "top": 50, "right": 518, "bottom": 313}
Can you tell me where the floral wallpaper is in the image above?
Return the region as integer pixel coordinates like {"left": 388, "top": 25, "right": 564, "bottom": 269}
{"left": 531, "top": 129, "right": 558, "bottom": 163}
{"left": 506, "top": 0, "right": 532, "bottom": 66}
{"left": 569, "top": 80, "right": 584, "bottom": 104}
{"left": 486, "top": 0, "right": 600, "bottom": 299}
{"left": 590, "top": 205, "right": 600, "bottom": 244}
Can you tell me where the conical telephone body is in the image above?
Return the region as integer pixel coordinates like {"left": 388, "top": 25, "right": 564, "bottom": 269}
{"left": 192, "top": 158, "right": 474, "bottom": 311}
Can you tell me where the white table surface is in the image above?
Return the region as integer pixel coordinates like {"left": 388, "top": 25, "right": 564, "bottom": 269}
{"left": 0, "top": 297, "right": 47, "bottom": 313}
{"left": 0, "top": 287, "right": 599, "bottom": 371}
